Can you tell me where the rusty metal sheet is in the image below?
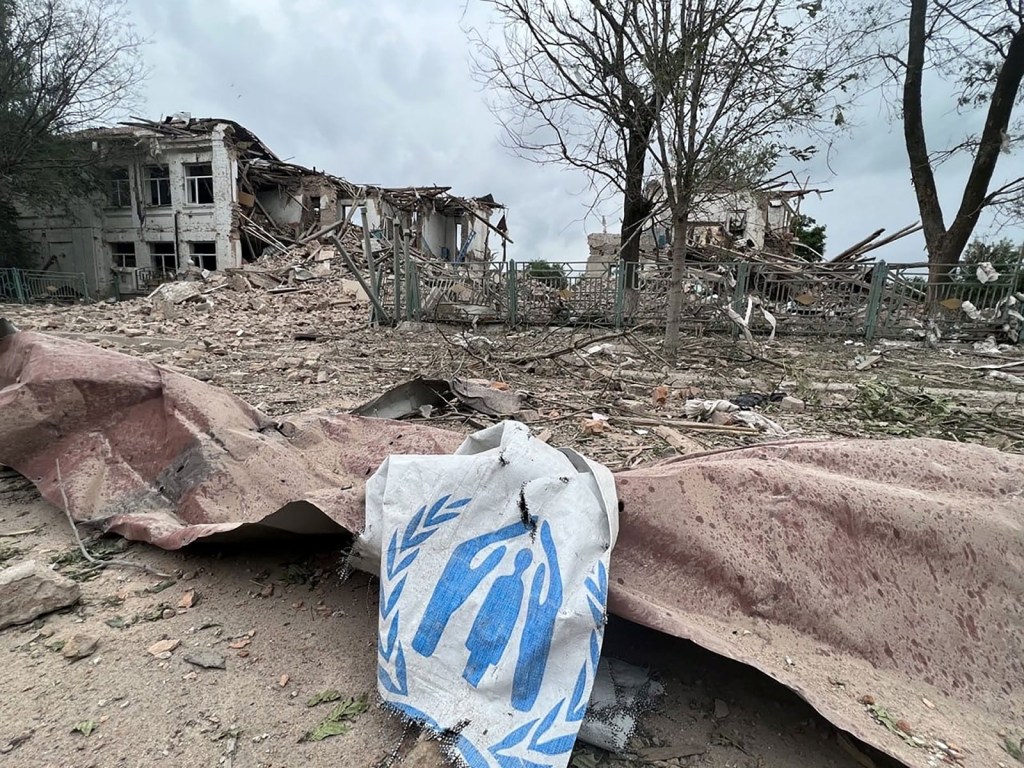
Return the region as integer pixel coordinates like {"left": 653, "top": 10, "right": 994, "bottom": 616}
{"left": 613, "top": 441, "right": 1023, "bottom": 767}
{"left": 0, "top": 329, "right": 460, "bottom": 548}
{"left": 1, "top": 328, "right": 1022, "bottom": 767}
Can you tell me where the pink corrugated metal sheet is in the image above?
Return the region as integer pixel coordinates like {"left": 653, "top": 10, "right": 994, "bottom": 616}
{"left": 2, "top": 329, "right": 1022, "bottom": 767}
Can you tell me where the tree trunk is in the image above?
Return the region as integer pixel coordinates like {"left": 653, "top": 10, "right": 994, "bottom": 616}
{"left": 620, "top": 194, "right": 648, "bottom": 320}
{"left": 903, "top": 0, "right": 947, "bottom": 268}
{"left": 664, "top": 210, "right": 689, "bottom": 360}
{"left": 619, "top": 123, "right": 654, "bottom": 322}
{"left": 943, "top": 26, "right": 1024, "bottom": 264}
{"left": 927, "top": 254, "right": 961, "bottom": 304}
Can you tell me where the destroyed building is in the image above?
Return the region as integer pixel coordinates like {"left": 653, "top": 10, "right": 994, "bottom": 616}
{"left": 586, "top": 183, "right": 810, "bottom": 275}
{"left": 14, "top": 115, "right": 507, "bottom": 299}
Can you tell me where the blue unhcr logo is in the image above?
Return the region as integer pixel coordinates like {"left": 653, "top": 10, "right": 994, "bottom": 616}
{"left": 413, "top": 519, "right": 562, "bottom": 710}
{"left": 378, "top": 495, "right": 472, "bottom": 697}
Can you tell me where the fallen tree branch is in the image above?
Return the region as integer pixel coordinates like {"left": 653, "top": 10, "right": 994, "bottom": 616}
{"left": 55, "top": 460, "right": 171, "bottom": 579}
{"left": 613, "top": 415, "right": 760, "bottom": 435}
{"left": 511, "top": 323, "right": 656, "bottom": 366}
{"left": 0, "top": 528, "right": 37, "bottom": 537}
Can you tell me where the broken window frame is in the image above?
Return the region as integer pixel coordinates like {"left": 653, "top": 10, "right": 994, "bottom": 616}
{"left": 110, "top": 242, "right": 137, "bottom": 268}
{"left": 727, "top": 209, "right": 748, "bottom": 236}
{"left": 185, "top": 163, "right": 215, "bottom": 205}
{"left": 108, "top": 168, "right": 131, "bottom": 208}
{"left": 148, "top": 241, "right": 177, "bottom": 273}
{"left": 145, "top": 165, "right": 172, "bottom": 208}
{"left": 190, "top": 241, "right": 217, "bottom": 271}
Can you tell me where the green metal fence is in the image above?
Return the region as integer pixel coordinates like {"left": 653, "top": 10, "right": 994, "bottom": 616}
{"left": 6, "top": 254, "right": 1013, "bottom": 342}
{"left": 509, "top": 261, "right": 616, "bottom": 326}
{"left": 0, "top": 268, "right": 90, "bottom": 304}
{"left": 876, "top": 260, "right": 1024, "bottom": 340}
{"left": 628, "top": 262, "right": 742, "bottom": 333}
{"left": 383, "top": 255, "right": 1023, "bottom": 342}
{"left": 745, "top": 261, "right": 879, "bottom": 338}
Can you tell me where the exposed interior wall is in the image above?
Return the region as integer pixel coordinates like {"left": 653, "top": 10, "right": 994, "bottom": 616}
{"left": 419, "top": 206, "right": 498, "bottom": 264}
{"left": 258, "top": 188, "right": 303, "bottom": 232}
{"left": 420, "top": 210, "right": 452, "bottom": 259}
{"left": 766, "top": 198, "right": 795, "bottom": 234}
{"left": 256, "top": 176, "right": 340, "bottom": 240}
{"left": 362, "top": 197, "right": 383, "bottom": 235}
{"left": 462, "top": 208, "right": 492, "bottom": 263}
{"left": 694, "top": 190, "right": 765, "bottom": 249}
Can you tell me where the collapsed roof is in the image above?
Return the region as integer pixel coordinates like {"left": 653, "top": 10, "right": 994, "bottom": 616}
{"left": 97, "top": 115, "right": 504, "bottom": 220}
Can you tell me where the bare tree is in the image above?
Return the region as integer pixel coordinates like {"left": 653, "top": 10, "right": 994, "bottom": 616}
{"left": 0, "top": 0, "right": 144, "bottom": 209}
{"left": 469, "top": 1, "right": 659, "bottom": 301}
{"left": 472, "top": 1, "right": 854, "bottom": 352}
{"left": 633, "top": 0, "right": 856, "bottom": 355}
{"left": 858, "top": 2, "right": 1023, "bottom": 293}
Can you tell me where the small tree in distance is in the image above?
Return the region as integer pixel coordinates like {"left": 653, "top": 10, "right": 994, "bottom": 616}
{"left": 526, "top": 259, "right": 568, "bottom": 289}
{"left": 791, "top": 213, "right": 827, "bottom": 261}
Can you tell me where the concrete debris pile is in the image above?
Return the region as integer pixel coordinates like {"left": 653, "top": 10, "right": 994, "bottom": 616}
{"left": 583, "top": 222, "right": 1023, "bottom": 343}
{"left": 232, "top": 214, "right": 505, "bottom": 326}
{"left": 658, "top": 225, "right": 912, "bottom": 330}
{"left": 7, "top": 253, "right": 379, "bottom": 415}
{"left": 5, "top": 269, "right": 1024, "bottom": 468}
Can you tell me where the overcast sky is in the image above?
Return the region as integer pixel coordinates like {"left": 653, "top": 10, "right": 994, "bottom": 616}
{"left": 123, "top": 0, "right": 1023, "bottom": 264}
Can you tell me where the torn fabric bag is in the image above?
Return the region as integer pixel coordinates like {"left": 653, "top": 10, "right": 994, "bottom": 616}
{"left": 355, "top": 422, "right": 618, "bottom": 768}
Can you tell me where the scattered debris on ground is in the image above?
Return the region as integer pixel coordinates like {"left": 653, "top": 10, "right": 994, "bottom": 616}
{"left": 4, "top": 280, "right": 1024, "bottom": 463}
{"left": 0, "top": 473, "right": 886, "bottom": 767}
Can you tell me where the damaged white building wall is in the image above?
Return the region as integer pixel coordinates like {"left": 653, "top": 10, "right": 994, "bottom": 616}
{"left": 17, "top": 123, "right": 244, "bottom": 298}
{"left": 419, "top": 210, "right": 455, "bottom": 260}
{"left": 422, "top": 208, "right": 492, "bottom": 263}
{"left": 692, "top": 190, "right": 767, "bottom": 250}
{"left": 585, "top": 187, "right": 800, "bottom": 275}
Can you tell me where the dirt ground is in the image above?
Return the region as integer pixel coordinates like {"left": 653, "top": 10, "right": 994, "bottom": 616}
{"left": 0, "top": 472, "right": 884, "bottom": 768}
{"left": 2, "top": 286, "right": 1022, "bottom": 767}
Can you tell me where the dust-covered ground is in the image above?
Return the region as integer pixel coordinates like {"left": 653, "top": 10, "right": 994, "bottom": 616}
{"left": 3, "top": 286, "right": 1023, "bottom": 466}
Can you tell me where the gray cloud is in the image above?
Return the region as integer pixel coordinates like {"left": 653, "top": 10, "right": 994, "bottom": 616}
{"left": 123, "top": 0, "right": 1022, "bottom": 264}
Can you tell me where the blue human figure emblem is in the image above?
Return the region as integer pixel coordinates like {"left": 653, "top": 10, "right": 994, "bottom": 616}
{"left": 511, "top": 520, "right": 563, "bottom": 712}
{"left": 412, "top": 521, "right": 528, "bottom": 658}
{"left": 463, "top": 548, "right": 533, "bottom": 687}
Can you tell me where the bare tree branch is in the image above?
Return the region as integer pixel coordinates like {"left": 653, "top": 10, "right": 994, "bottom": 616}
{"left": 0, "top": 0, "right": 145, "bottom": 203}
